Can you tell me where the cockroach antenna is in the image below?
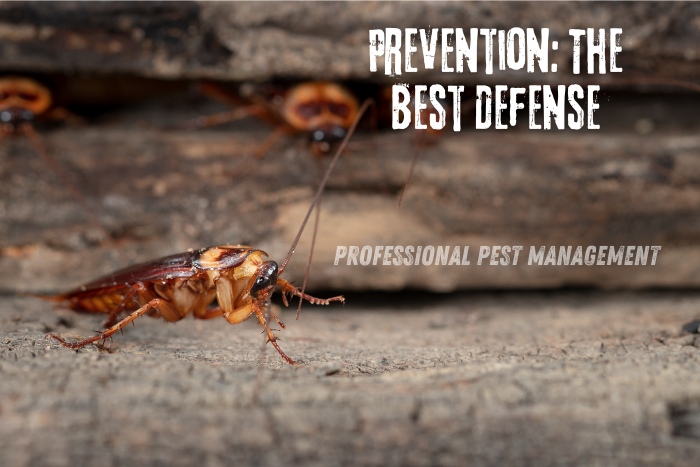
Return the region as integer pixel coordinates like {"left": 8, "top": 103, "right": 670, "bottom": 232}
{"left": 45, "top": 99, "right": 374, "bottom": 369}
{"left": 279, "top": 99, "right": 374, "bottom": 274}
{"left": 279, "top": 99, "right": 373, "bottom": 321}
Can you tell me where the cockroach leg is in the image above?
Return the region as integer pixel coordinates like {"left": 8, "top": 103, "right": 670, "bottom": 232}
{"left": 177, "top": 105, "right": 267, "bottom": 131}
{"left": 193, "top": 307, "right": 225, "bottom": 320}
{"left": 46, "top": 100, "right": 372, "bottom": 365}
{"left": 225, "top": 125, "right": 291, "bottom": 179}
{"left": 198, "top": 81, "right": 253, "bottom": 108}
{"left": 253, "top": 302, "right": 296, "bottom": 365}
{"left": 43, "top": 107, "right": 85, "bottom": 126}
{"left": 102, "top": 283, "right": 142, "bottom": 328}
{"left": 253, "top": 125, "right": 288, "bottom": 158}
{"left": 49, "top": 297, "right": 163, "bottom": 349}
{"left": 20, "top": 122, "right": 117, "bottom": 252}
{"left": 280, "top": 291, "right": 290, "bottom": 307}
{"left": 269, "top": 313, "right": 286, "bottom": 330}
{"left": 222, "top": 302, "right": 254, "bottom": 325}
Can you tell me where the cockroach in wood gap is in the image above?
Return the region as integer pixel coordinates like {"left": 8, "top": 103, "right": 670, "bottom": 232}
{"left": 177, "top": 80, "right": 415, "bottom": 202}
{"left": 0, "top": 75, "right": 113, "bottom": 247}
{"left": 180, "top": 80, "right": 362, "bottom": 159}
{"left": 42, "top": 99, "right": 373, "bottom": 365}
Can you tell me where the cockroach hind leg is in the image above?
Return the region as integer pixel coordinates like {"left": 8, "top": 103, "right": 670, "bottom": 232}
{"left": 47, "top": 332, "right": 89, "bottom": 349}
{"left": 49, "top": 298, "right": 161, "bottom": 352}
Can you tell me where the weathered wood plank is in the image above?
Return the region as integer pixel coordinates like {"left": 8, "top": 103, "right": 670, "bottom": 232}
{"left": 1, "top": 292, "right": 698, "bottom": 466}
{"left": 1, "top": 1, "right": 699, "bottom": 293}
{"left": 0, "top": 2, "right": 698, "bottom": 83}
{"left": 1, "top": 91, "right": 699, "bottom": 293}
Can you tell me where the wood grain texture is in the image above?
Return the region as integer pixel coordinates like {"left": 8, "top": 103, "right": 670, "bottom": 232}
{"left": 0, "top": 2, "right": 698, "bottom": 83}
{"left": 1, "top": 292, "right": 699, "bottom": 466}
{"left": 1, "top": 1, "right": 699, "bottom": 293}
{"left": 1, "top": 91, "right": 700, "bottom": 293}
{"left": 1, "top": 4, "right": 699, "bottom": 467}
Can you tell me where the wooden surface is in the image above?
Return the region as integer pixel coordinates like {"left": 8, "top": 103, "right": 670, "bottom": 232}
{"left": 0, "top": 2, "right": 699, "bottom": 83}
{"left": 1, "top": 291, "right": 699, "bottom": 466}
{"left": 1, "top": 91, "right": 700, "bottom": 293}
{"left": 1, "top": 1, "right": 700, "bottom": 293}
{"left": 1, "top": 3, "right": 700, "bottom": 467}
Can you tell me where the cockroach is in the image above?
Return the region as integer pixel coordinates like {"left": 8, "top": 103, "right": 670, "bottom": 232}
{"left": 0, "top": 76, "right": 111, "bottom": 245}
{"left": 0, "top": 76, "right": 63, "bottom": 164}
{"left": 44, "top": 100, "right": 372, "bottom": 365}
{"left": 0, "top": 76, "right": 82, "bottom": 150}
{"left": 0, "top": 77, "right": 52, "bottom": 124}
{"left": 181, "top": 81, "right": 361, "bottom": 158}
{"left": 278, "top": 81, "right": 361, "bottom": 157}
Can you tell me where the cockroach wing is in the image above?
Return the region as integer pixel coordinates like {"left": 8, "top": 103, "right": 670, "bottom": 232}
{"left": 62, "top": 247, "right": 256, "bottom": 296}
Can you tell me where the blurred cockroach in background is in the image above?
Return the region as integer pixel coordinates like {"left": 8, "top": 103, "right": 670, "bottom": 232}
{"left": 173, "top": 80, "right": 392, "bottom": 202}
{"left": 179, "top": 80, "right": 447, "bottom": 204}
{"left": 0, "top": 76, "right": 113, "bottom": 247}
{"left": 43, "top": 99, "right": 373, "bottom": 365}
{"left": 179, "top": 80, "right": 361, "bottom": 158}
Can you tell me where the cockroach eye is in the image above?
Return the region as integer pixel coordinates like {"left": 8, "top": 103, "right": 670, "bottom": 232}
{"left": 250, "top": 261, "right": 279, "bottom": 297}
{"left": 310, "top": 126, "right": 346, "bottom": 145}
{"left": 328, "top": 126, "right": 346, "bottom": 141}
{"left": 310, "top": 130, "right": 326, "bottom": 143}
{"left": 20, "top": 110, "right": 34, "bottom": 122}
{"left": 0, "top": 109, "right": 34, "bottom": 124}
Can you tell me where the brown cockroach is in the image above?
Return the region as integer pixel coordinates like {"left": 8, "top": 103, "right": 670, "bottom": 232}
{"left": 181, "top": 81, "right": 361, "bottom": 158}
{"left": 0, "top": 76, "right": 111, "bottom": 245}
{"left": 47, "top": 246, "right": 342, "bottom": 365}
{"left": 0, "top": 76, "right": 65, "bottom": 164}
{"left": 0, "top": 76, "right": 82, "bottom": 151}
{"left": 44, "top": 100, "right": 372, "bottom": 365}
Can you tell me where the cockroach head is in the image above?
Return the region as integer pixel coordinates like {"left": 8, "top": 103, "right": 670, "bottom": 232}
{"left": 0, "top": 107, "right": 34, "bottom": 128}
{"left": 309, "top": 125, "right": 346, "bottom": 156}
{"left": 250, "top": 261, "right": 279, "bottom": 299}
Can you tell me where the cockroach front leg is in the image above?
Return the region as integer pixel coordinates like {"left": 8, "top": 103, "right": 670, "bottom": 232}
{"left": 219, "top": 301, "right": 295, "bottom": 365}
{"left": 253, "top": 303, "right": 296, "bottom": 365}
{"left": 49, "top": 298, "right": 163, "bottom": 349}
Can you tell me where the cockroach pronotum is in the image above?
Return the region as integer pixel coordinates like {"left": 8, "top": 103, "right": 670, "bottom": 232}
{"left": 44, "top": 100, "right": 372, "bottom": 365}
{"left": 181, "top": 81, "right": 360, "bottom": 158}
{"left": 277, "top": 81, "right": 361, "bottom": 157}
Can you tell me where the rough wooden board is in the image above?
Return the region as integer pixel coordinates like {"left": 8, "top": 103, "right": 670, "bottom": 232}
{"left": 2, "top": 91, "right": 700, "bottom": 293}
{"left": 0, "top": 1, "right": 699, "bottom": 83}
{"left": 0, "top": 291, "right": 699, "bottom": 466}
